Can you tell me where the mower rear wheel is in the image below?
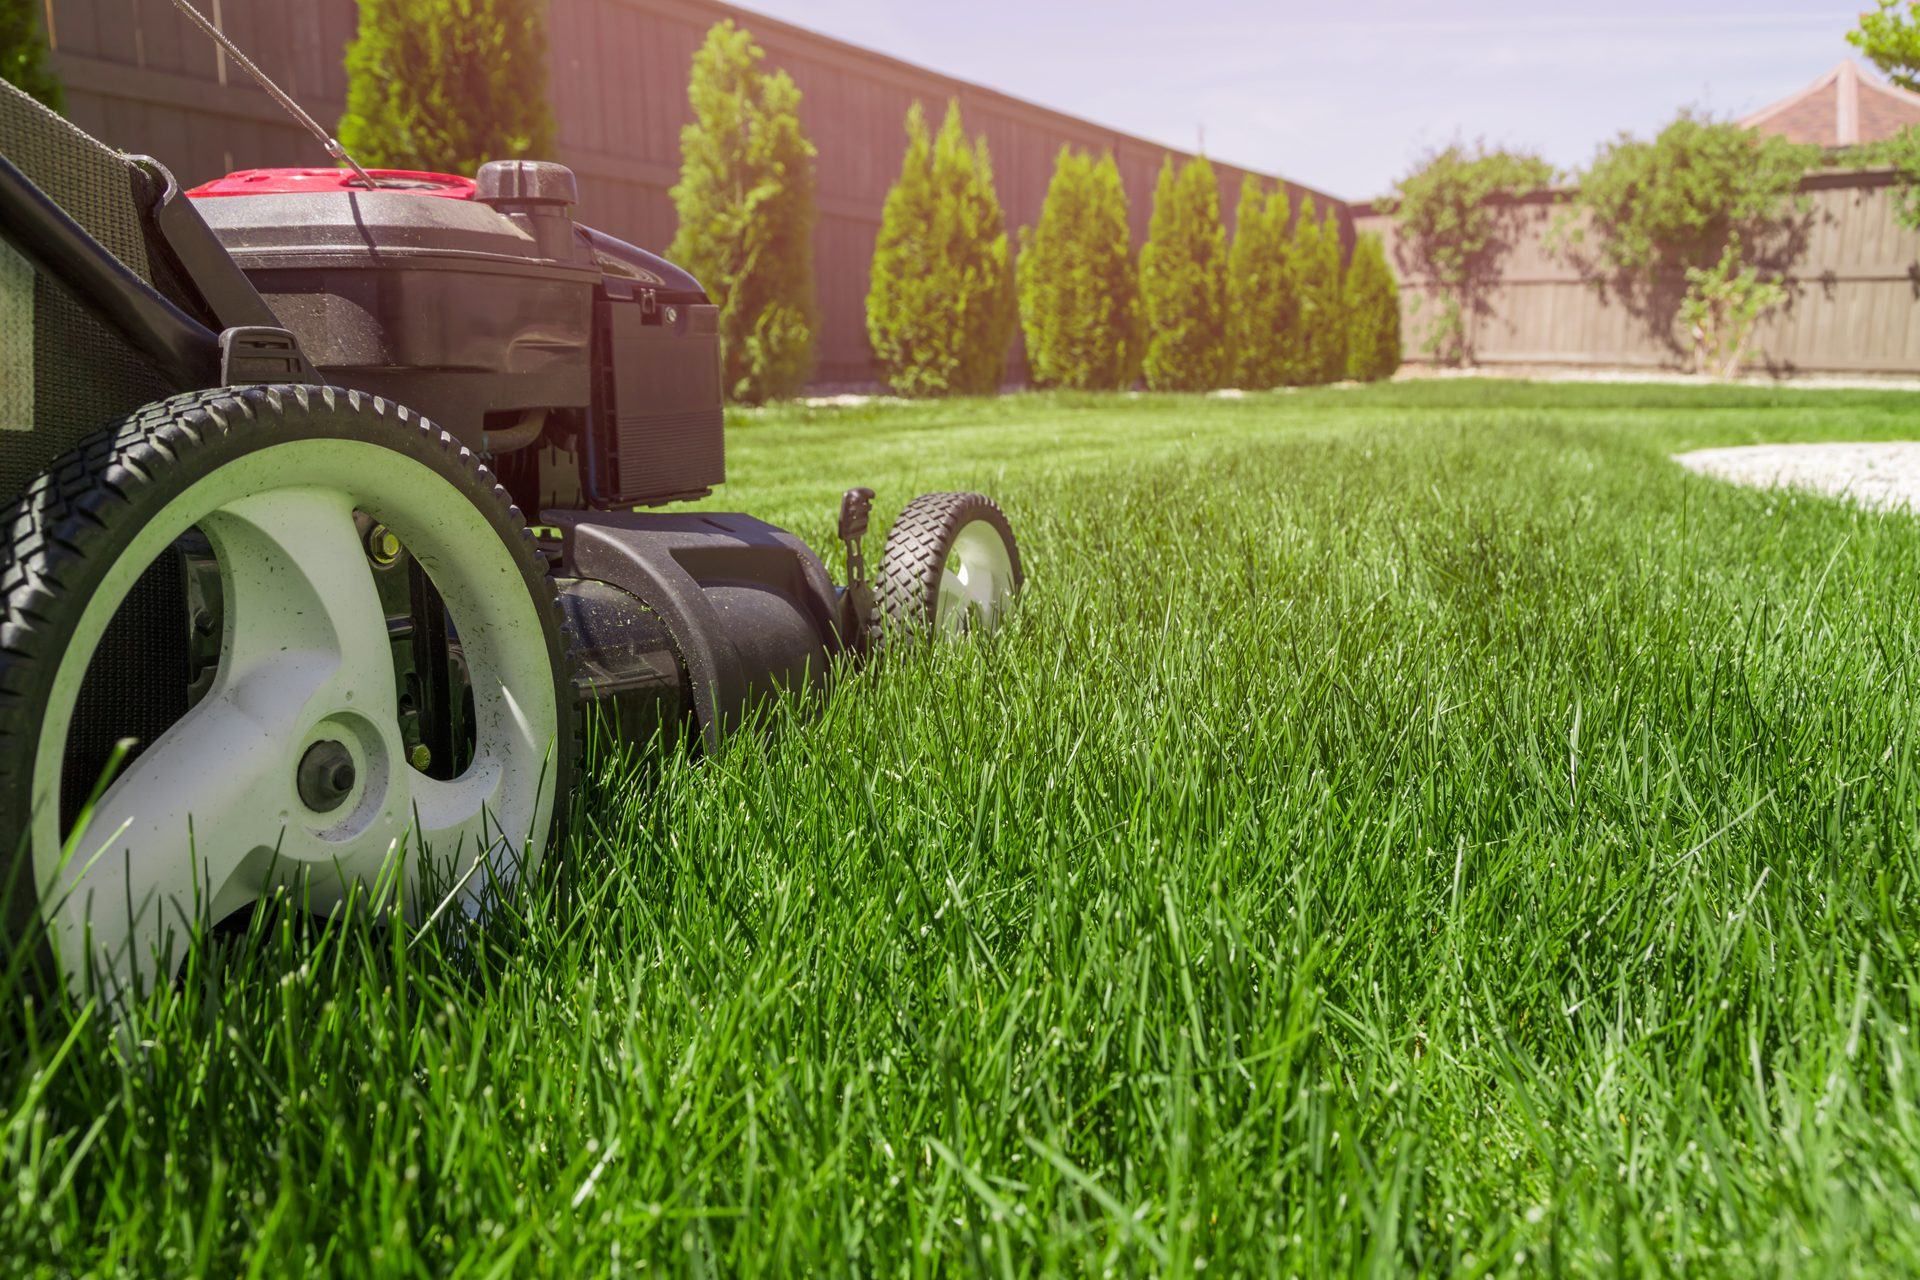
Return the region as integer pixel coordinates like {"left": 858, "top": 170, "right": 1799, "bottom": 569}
{"left": 0, "top": 385, "right": 573, "bottom": 994}
{"left": 877, "top": 492, "right": 1023, "bottom": 638}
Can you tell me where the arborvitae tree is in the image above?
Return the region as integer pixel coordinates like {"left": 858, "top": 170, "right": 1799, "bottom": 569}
{"left": 939, "top": 105, "right": 1018, "bottom": 395}
{"left": 1287, "top": 197, "right": 1347, "bottom": 385}
{"left": 867, "top": 105, "right": 940, "bottom": 392}
{"left": 1016, "top": 149, "right": 1139, "bottom": 390}
{"left": 1225, "top": 177, "right": 1296, "bottom": 388}
{"left": 1138, "top": 155, "right": 1228, "bottom": 391}
{"left": 867, "top": 101, "right": 1016, "bottom": 396}
{"left": 668, "top": 20, "right": 818, "bottom": 403}
{"left": 339, "top": 0, "right": 554, "bottom": 176}
{"left": 1, "top": 0, "right": 60, "bottom": 109}
{"left": 1343, "top": 232, "right": 1402, "bottom": 382}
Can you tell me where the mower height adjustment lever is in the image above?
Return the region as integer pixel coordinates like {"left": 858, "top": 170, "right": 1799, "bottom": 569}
{"left": 838, "top": 487, "right": 877, "bottom": 635}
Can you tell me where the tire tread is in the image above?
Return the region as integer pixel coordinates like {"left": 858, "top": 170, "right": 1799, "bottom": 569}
{"left": 875, "top": 491, "right": 1022, "bottom": 636}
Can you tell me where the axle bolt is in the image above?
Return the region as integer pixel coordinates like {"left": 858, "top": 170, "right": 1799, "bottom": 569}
{"left": 297, "top": 740, "right": 357, "bottom": 813}
{"left": 365, "top": 523, "right": 402, "bottom": 568}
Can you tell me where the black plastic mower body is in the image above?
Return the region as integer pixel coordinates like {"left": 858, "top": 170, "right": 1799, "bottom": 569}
{"left": 553, "top": 511, "right": 855, "bottom": 748}
{"left": 1, "top": 76, "right": 860, "bottom": 757}
{"left": 191, "top": 161, "right": 727, "bottom": 512}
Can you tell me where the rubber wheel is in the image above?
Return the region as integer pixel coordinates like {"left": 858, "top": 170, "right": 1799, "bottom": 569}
{"left": 876, "top": 492, "right": 1023, "bottom": 638}
{"left": 0, "top": 385, "right": 573, "bottom": 994}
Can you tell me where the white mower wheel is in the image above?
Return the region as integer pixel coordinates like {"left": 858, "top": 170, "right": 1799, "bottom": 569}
{"left": 0, "top": 385, "right": 573, "bottom": 995}
{"left": 876, "top": 492, "right": 1023, "bottom": 639}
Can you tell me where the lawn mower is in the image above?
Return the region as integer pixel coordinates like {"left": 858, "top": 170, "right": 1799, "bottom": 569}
{"left": 0, "top": 51, "right": 1022, "bottom": 995}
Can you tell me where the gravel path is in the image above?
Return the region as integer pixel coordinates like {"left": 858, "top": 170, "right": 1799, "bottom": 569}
{"left": 1672, "top": 443, "right": 1920, "bottom": 515}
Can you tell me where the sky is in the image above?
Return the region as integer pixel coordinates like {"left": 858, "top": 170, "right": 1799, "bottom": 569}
{"left": 731, "top": 1, "right": 1870, "bottom": 201}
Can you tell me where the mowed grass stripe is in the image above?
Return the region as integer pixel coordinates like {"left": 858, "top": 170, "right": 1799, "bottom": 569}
{"left": 6, "top": 380, "right": 1920, "bottom": 1274}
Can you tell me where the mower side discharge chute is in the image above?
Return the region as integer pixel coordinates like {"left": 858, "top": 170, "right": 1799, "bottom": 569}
{"left": 553, "top": 510, "right": 855, "bottom": 751}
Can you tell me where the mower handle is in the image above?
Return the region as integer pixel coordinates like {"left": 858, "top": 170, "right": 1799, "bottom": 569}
{"left": 0, "top": 153, "right": 220, "bottom": 388}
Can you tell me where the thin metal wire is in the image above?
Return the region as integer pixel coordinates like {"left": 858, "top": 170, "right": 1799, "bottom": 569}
{"left": 168, "top": 0, "right": 380, "bottom": 189}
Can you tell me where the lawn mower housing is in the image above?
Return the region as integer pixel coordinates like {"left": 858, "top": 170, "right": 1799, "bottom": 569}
{"left": 188, "top": 162, "right": 726, "bottom": 513}
{"left": 1, "top": 72, "right": 1020, "bottom": 991}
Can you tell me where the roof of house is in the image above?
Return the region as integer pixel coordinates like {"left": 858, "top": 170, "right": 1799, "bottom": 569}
{"left": 1739, "top": 59, "right": 1920, "bottom": 147}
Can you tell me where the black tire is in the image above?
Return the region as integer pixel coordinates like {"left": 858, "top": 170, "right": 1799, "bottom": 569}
{"left": 0, "top": 384, "right": 574, "bottom": 986}
{"left": 876, "top": 491, "right": 1023, "bottom": 638}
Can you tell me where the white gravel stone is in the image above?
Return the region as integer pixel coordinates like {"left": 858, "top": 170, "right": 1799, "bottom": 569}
{"left": 1673, "top": 442, "right": 1920, "bottom": 515}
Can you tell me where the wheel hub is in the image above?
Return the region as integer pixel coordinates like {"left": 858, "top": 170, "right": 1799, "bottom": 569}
{"left": 936, "top": 521, "right": 1018, "bottom": 632}
{"left": 296, "top": 739, "right": 357, "bottom": 813}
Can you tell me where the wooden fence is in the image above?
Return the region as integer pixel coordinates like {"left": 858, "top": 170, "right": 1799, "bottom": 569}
{"left": 1352, "top": 171, "right": 1920, "bottom": 378}
{"left": 42, "top": 0, "right": 1341, "bottom": 383}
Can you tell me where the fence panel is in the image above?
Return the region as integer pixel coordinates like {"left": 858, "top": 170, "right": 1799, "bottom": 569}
{"left": 1355, "top": 173, "right": 1920, "bottom": 377}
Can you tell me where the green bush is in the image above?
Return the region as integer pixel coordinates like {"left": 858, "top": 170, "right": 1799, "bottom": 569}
{"left": 1, "top": 0, "right": 59, "bottom": 109}
{"left": 668, "top": 21, "right": 818, "bottom": 403}
{"left": 1573, "top": 112, "right": 1817, "bottom": 355}
{"left": 867, "top": 102, "right": 1016, "bottom": 396}
{"left": 1225, "top": 177, "right": 1296, "bottom": 389}
{"left": 1016, "top": 148, "right": 1139, "bottom": 390}
{"left": 339, "top": 0, "right": 554, "bottom": 175}
{"left": 1139, "top": 156, "right": 1228, "bottom": 392}
{"left": 1287, "top": 197, "right": 1347, "bottom": 385}
{"left": 1576, "top": 112, "right": 1817, "bottom": 285}
{"left": 1343, "top": 233, "right": 1402, "bottom": 382}
{"left": 1388, "top": 144, "right": 1554, "bottom": 364}
{"left": 1843, "top": 124, "right": 1920, "bottom": 227}
{"left": 1677, "top": 237, "right": 1788, "bottom": 379}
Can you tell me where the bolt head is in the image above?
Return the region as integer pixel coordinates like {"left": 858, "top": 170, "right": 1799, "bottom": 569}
{"left": 297, "top": 740, "right": 357, "bottom": 814}
{"left": 365, "top": 524, "right": 402, "bottom": 568}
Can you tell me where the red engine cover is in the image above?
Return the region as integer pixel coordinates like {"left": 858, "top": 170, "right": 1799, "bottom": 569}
{"left": 187, "top": 167, "right": 476, "bottom": 199}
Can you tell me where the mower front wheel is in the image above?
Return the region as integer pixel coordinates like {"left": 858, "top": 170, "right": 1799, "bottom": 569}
{"left": 876, "top": 492, "right": 1023, "bottom": 639}
{"left": 0, "top": 385, "right": 573, "bottom": 995}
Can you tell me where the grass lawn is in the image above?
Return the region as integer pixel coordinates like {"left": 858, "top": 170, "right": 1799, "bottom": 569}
{"left": 10, "top": 379, "right": 1920, "bottom": 1274}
